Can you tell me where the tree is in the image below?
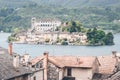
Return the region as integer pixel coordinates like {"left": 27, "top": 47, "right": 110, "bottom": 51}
{"left": 13, "top": 28, "right": 20, "bottom": 33}
{"left": 104, "top": 32, "right": 114, "bottom": 45}
{"left": 87, "top": 28, "right": 111, "bottom": 45}
{"left": 61, "top": 41, "right": 68, "bottom": 45}
{"left": 69, "top": 21, "right": 77, "bottom": 33}
{"left": 94, "top": 30, "right": 106, "bottom": 45}
{"left": 63, "top": 21, "right": 85, "bottom": 33}
{"left": 87, "top": 29, "right": 92, "bottom": 41}
{"left": 87, "top": 28, "right": 99, "bottom": 44}
{"left": 0, "top": 8, "right": 14, "bottom": 17}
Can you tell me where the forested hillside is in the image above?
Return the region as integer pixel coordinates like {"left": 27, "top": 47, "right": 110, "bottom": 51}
{"left": 31, "top": 0, "right": 120, "bottom": 8}
{"left": 0, "top": 0, "right": 120, "bottom": 32}
{"left": 1, "top": 0, "right": 120, "bottom": 8}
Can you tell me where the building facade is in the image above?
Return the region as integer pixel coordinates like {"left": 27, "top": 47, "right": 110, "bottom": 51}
{"left": 25, "top": 32, "right": 87, "bottom": 45}
{"left": 30, "top": 52, "right": 100, "bottom": 80}
{"left": 31, "top": 17, "right": 61, "bottom": 32}
{"left": 0, "top": 46, "right": 31, "bottom": 80}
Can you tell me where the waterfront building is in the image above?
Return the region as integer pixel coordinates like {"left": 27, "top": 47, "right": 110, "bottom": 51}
{"left": 31, "top": 17, "right": 61, "bottom": 32}
{"left": 25, "top": 32, "right": 87, "bottom": 45}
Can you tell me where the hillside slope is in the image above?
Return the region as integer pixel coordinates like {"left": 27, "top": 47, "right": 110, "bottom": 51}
{"left": 31, "top": 0, "right": 120, "bottom": 8}
{"left": 0, "top": 0, "right": 34, "bottom": 8}
{"left": 0, "top": 0, "right": 120, "bottom": 8}
{"left": 0, "top": 0, "right": 120, "bottom": 33}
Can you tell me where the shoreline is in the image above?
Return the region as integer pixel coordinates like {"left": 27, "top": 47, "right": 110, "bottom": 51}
{"left": 13, "top": 41, "right": 114, "bottom": 46}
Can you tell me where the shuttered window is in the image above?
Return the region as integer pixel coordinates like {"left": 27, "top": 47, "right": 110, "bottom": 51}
{"left": 67, "top": 68, "right": 72, "bottom": 76}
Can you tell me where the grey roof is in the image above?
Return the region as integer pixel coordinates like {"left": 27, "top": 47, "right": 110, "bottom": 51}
{"left": 92, "top": 62, "right": 120, "bottom": 80}
{"left": 0, "top": 47, "right": 31, "bottom": 80}
{"left": 108, "top": 71, "right": 120, "bottom": 80}
{"left": 92, "top": 73, "right": 110, "bottom": 80}
{"left": 107, "top": 62, "right": 120, "bottom": 80}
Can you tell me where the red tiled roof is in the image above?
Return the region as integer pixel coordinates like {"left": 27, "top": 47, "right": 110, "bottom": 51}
{"left": 30, "top": 55, "right": 97, "bottom": 68}
{"left": 30, "top": 56, "right": 44, "bottom": 65}
{"left": 98, "top": 55, "right": 117, "bottom": 74}
{"left": 31, "top": 54, "right": 117, "bottom": 74}
{"left": 49, "top": 56, "right": 97, "bottom": 68}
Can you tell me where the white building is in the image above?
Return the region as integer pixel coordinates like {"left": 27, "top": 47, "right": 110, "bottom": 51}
{"left": 25, "top": 32, "right": 87, "bottom": 45}
{"left": 31, "top": 17, "right": 61, "bottom": 32}
{"left": 30, "top": 53, "right": 100, "bottom": 80}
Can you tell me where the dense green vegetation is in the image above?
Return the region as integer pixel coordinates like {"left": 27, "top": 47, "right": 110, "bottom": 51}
{"left": 62, "top": 21, "right": 86, "bottom": 33}
{"left": 1, "top": 0, "right": 120, "bottom": 8}
{"left": 0, "top": 0, "right": 33, "bottom": 8}
{"left": 8, "top": 33, "right": 17, "bottom": 42}
{"left": 87, "top": 28, "right": 114, "bottom": 45}
{"left": 35, "top": 0, "right": 120, "bottom": 8}
{"left": 0, "top": 0, "right": 120, "bottom": 32}
{"left": 62, "top": 21, "right": 114, "bottom": 45}
{"left": 61, "top": 41, "right": 68, "bottom": 45}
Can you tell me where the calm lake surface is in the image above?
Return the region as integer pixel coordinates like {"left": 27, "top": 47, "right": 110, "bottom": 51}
{"left": 0, "top": 33, "right": 120, "bottom": 57}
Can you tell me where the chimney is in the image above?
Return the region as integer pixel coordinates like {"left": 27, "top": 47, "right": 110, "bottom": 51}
{"left": 13, "top": 54, "right": 20, "bottom": 69}
{"left": 76, "top": 57, "right": 82, "bottom": 64}
{"left": 8, "top": 43, "right": 12, "bottom": 55}
{"left": 112, "top": 51, "right": 117, "bottom": 57}
{"left": 43, "top": 52, "right": 48, "bottom": 80}
{"left": 22, "top": 54, "right": 30, "bottom": 66}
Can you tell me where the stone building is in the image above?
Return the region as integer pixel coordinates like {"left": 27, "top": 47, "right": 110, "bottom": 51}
{"left": 26, "top": 32, "right": 87, "bottom": 45}
{"left": 30, "top": 51, "right": 120, "bottom": 80}
{"left": 93, "top": 52, "right": 120, "bottom": 80}
{"left": 30, "top": 52, "right": 100, "bottom": 80}
{"left": 0, "top": 45, "right": 31, "bottom": 80}
{"left": 31, "top": 17, "right": 61, "bottom": 32}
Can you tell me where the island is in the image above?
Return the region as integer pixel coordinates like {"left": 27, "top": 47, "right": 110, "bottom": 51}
{"left": 8, "top": 17, "right": 114, "bottom": 46}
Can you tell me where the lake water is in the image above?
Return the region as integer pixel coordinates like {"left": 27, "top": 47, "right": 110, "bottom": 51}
{"left": 0, "top": 33, "right": 120, "bottom": 57}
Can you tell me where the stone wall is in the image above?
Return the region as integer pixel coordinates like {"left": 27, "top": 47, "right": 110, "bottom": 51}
{"left": 47, "top": 62, "right": 59, "bottom": 80}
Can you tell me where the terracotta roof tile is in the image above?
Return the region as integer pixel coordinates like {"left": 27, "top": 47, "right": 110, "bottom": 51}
{"left": 31, "top": 55, "right": 97, "bottom": 68}
{"left": 49, "top": 56, "right": 96, "bottom": 68}
{"left": 98, "top": 55, "right": 117, "bottom": 74}
{"left": 30, "top": 56, "right": 44, "bottom": 65}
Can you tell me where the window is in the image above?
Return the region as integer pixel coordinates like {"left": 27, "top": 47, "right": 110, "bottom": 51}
{"left": 33, "top": 76, "right": 36, "bottom": 80}
{"left": 22, "top": 75, "right": 28, "bottom": 80}
{"left": 67, "top": 68, "right": 72, "bottom": 76}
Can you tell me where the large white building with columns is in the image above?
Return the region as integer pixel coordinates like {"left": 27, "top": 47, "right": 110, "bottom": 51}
{"left": 31, "top": 17, "right": 61, "bottom": 32}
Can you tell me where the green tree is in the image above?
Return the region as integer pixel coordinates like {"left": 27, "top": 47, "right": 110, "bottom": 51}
{"left": 87, "top": 29, "right": 92, "bottom": 41}
{"left": 87, "top": 28, "right": 107, "bottom": 45}
{"left": 61, "top": 41, "right": 68, "bottom": 45}
{"left": 63, "top": 21, "right": 85, "bottom": 33}
{"left": 87, "top": 28, "right": 98, "bottom": 44}
{"left": 69, "top": 21, "right": 76, "bottom": 33}
{"left": 104, "top": 32, "right": 114, "bottom": 45}
{"left": 13, "top": 28, "right": 20, "bottom": 33}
